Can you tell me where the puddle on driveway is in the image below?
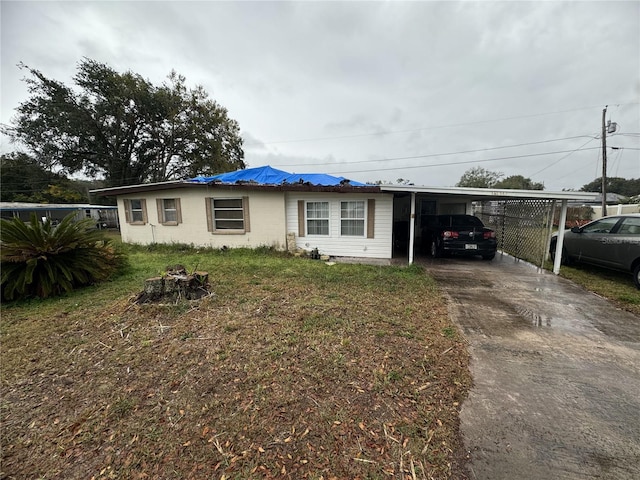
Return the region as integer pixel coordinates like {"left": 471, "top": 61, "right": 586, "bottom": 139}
{"left": 423, "top": 256, "right": 640, "bottom": 342}
{"left": 421, "top": 255, "right": 640, "bottom": 479}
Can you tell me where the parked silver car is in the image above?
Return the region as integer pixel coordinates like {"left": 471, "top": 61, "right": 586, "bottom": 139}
{"left": 550, "top": 214, "right": 640, "bottom": 289}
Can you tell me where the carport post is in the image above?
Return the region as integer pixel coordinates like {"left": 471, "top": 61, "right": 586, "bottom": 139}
{"left": 544, "top": 200, "right": 557, "bottom": 263}
{"left": 553, "top": 199, "right": 568, "bottom": 275}
{"left": 408, "top": 192, "right": 416, "bottom": 265}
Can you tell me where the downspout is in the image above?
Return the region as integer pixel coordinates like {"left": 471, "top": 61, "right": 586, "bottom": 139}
{"left": 408, "top": 192, "right": 416, "bottom": 265}
{"left": 553, "top": 199, "right": 568, "bottom": 275}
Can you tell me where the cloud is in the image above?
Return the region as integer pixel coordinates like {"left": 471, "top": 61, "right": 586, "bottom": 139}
{"left": 1, "top": 1, "right": 638, "bottom": 191}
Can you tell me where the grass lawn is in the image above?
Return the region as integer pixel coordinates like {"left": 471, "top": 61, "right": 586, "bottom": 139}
{"left": 1, "top": 243, "right": 471, "bottom": 479}
{"left": 547, "top": 261, "right": 640, "bottom": 316}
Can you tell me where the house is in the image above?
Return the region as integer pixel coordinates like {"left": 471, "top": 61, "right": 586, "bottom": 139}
{"left": 91, "top": 165, "right": 599, "bottom": 270}
{"left": 92, "top": 166, "right": 391, "bottom": 261}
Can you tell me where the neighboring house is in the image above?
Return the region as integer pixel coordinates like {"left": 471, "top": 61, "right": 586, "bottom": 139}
{"left": 0, "top": 202, "right": 119, "bottom": 228}
{"left": 91, "top": 165, "right": 599, "bottom": 266}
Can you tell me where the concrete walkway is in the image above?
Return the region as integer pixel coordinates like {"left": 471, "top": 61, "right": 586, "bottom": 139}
{"left": 422, "top": 254, "right": 640, "bottom": 480}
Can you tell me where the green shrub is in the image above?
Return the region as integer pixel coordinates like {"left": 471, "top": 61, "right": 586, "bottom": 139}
{"left": 1, "top": 213, "right": 126, "bottom": 300}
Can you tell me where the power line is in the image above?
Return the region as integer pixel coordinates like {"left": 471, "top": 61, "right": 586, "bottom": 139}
{"left": 275, "top": 135, "right": 599, "bottom": 168}
{"left": 328, "top": 147, "right": 601, "bottom": 175}
{"left": 528, "top": 137, "right": 598, "bottom": 178}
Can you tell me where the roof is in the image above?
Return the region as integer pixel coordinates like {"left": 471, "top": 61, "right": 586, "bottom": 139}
{"left": 91, "top": 165, "right": 373, "bottom": 196}
{"left": 380, "top": 185, "right": 600, "bottom": 202}
{"left": 88, "top": 165, "right": 601, "bottom": 202}
{"left": 188, "top": 165, "right": 368, "bottom": 187}
{"left": 0, "top": 202, "right": 118, "bottom": 211}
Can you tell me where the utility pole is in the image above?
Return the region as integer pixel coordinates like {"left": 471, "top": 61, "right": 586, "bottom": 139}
{"left": 601, "top": 106, "right": 608, "bottom": 217}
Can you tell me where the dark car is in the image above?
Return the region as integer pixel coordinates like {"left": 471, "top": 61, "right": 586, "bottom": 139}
{"left": 423, "top": 214, "right": 497, "bottom": 260}
{"left": 550, "top": 214, "right": 640, "bottom": 289}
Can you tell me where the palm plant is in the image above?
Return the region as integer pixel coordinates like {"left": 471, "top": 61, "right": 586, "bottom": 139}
{"left": 1, "top": 213, "right": 125, "bottom": 300}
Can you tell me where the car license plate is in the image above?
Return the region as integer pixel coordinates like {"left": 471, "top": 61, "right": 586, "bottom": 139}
{"left": 465, "top": 244, "right": 478, "bottom": 250}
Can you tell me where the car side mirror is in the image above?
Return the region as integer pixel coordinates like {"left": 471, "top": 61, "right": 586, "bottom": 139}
{"left": 570, "top": 226, "right": 582, "bottom": 233}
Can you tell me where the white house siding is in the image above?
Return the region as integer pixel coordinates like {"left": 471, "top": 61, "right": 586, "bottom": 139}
{"left": 285, "top": 192, "right": 393, "bottom": 259}
{"left": 118, "top": 188, "right": 287, "bottom": 249}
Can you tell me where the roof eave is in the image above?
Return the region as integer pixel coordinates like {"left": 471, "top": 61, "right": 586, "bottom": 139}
{"left": 379, "top": 185, "right": 600, "bottom": 201}
{"left": 91, "top": 181, "right": 382, "bottom": 196}
{"left": 90, "top": 181, "right": 192, "bottom": 196}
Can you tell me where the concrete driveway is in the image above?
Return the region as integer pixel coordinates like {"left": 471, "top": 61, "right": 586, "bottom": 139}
{"left": 422, "top": 254, "right": 640, "bottom": 480}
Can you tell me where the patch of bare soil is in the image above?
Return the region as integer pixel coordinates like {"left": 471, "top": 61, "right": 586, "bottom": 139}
{"left": 1, "top": 264, "right": 471, "bottom": 479}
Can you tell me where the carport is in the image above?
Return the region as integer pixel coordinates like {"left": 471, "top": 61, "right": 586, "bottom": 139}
{"left": 381, "top": 186, "right": 599, "bottom": 274}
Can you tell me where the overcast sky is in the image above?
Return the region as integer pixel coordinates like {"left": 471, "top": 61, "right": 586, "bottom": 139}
{"left": 1, "top": 1, "right": 639, "bottom": 191}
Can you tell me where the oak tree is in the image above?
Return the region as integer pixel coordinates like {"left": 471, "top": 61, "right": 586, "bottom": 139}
{"left": 6, "top": 59, "right": 245, "bottom": 187}
{"left": 455, "top": 167, "right": 503, "bottom": 188}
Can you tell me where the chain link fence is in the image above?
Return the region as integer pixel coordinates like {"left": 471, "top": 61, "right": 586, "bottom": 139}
{"left": 474, "top": 200, "right": 556, "bottom": 268}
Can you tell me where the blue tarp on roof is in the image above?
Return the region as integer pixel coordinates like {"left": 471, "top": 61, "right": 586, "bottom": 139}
{"left": 188, "top": 165, "right": 367, "bottom": 187}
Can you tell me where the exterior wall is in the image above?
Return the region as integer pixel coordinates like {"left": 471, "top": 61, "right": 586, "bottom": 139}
{"left": 285, "top": 192, "right": 393, "bottom": 259}
{"left": 118, "top": 187, "right": 287, "bottom": 249}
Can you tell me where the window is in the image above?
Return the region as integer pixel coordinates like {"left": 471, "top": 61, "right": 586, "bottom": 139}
{"left": 617, "top": 217, "right": 640, "bottom": 235}
{"left": 206, "top": 197, "right": 250, "bottom": 233}
{"left": 124, "top": 199, "right": 147, "bottom": 224}
{"left": 582, "top": 217, "right": 620, "bottom": 234}
{"left": 306, "top": 201, "right": 329, "bottom": 235}
{"left": 157, "top": 198, "right": 182, "bottom": 225}
{"left": 341, "top": 200, "right": 365, "bottom": 236}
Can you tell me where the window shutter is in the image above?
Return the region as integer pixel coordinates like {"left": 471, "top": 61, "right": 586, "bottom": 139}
{"left": 141, "top": 199, "right": 148, "bottom": 224}
{"left": 367, "top": 199, "right": 375, "bottom": 238}
{"left": 124, "top": 199, "right": 131, "bottom": 223}
{"left": 175, "top": 198, "right": 182, "bottom": 224}
{"left": 205, "top": 198, "right": 213, "bottom": 232}
{"left": 156, "top": 199, "right": 163, "bottom": 223}
{"left": 297, "top": 200, "right": 305, "bottom": 237}
{"left": 242, "top": 196, "right": 250, "bottom": 233}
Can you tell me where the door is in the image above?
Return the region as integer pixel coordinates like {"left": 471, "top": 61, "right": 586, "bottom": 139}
{"left": 567, "top": 216, "right": 622, "bottom": 268}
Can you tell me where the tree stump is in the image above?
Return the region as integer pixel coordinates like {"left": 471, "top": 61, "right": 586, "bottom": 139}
{"left": 136, "top": 267, "right": 211, "bottom": 303}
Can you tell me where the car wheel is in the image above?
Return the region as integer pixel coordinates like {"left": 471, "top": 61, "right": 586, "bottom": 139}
{"left": 482, "top": 253, "right": 495, "bottom": 260}
{"left": 633, "top": 263, "right": 640, "bottom": 290}
{"left": 431, "top": 239, "right": 442, "bottom": 258}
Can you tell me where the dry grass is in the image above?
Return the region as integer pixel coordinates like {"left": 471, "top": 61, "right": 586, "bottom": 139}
{"left": 1, "top": 246, "right": 471, "bottom": 479}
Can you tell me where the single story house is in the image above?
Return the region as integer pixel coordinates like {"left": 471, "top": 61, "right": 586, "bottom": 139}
{"left": 91, "top": 165, "right": 598, "bottom": 274}
{"left": 0, "top": 202, "right": 119, "bottom": 228}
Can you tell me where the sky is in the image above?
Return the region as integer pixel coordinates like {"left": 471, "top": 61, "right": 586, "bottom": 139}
{"left": 1, "top": 1, "right": 639, "bottom": 191}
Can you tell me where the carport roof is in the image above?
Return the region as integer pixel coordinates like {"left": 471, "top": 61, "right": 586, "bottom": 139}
{"left": 379, "top": 185, "right": 600, "bottom": 202}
